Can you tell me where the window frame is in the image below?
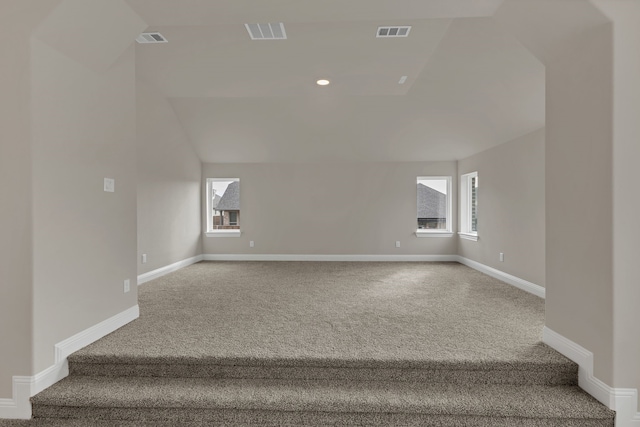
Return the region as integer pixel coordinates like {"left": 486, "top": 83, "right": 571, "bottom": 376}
{"left": 415, "top": 176, "right": 453, "bottom": 238}
{"left": 206, "top": 178, "right": 241, "bottom": 237}
{"left": 459, "top": 171, "right": 478, "bottom": 241}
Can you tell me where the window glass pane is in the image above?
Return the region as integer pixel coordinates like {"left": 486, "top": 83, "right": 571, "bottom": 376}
{"left": 209, "top": 178, "right": 240, "bottom": 230}
{"left": 417, "top": 178, "right": 448, "bottom": 230}
{"left": 229, "top": 211, "right": 238, "bottom": 225}
{"left": 471, "top": 176, "right": 478, "bottom": 232}
{"left": 460, "top": 172, "right": 478, "bottom": 235}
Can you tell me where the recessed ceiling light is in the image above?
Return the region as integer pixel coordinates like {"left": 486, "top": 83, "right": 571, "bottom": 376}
{"left": 316, "top": 79, "right": 330, "bottom": 86}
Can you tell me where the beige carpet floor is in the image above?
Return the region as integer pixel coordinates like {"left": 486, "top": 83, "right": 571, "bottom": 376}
{"left": 73, "top": 261, "right": 561, "bottom": 367}
{"left": 1, "top": 261, "right": 616, "bottom": 426}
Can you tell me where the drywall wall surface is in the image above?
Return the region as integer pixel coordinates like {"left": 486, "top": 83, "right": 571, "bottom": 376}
{"left": 458, "top": 128, "right": 545, "bottom": 286}
{"left": 202, "top": 162, "right": 458, "bottom": 256}
{"left": 30, "top": 37, "right": 138, "bottom": 373}
{"left": 592, "top": 0, "right": 640, "bottom": 396}
{"left": 0, "top": 4, "right": 32, "bottom": 399}
{"left": 137, "top": 79, "right": 202, "bottom": 275}
{"left": 544, "top": 23, "right": 615, "bottom": 385}
{"left": 33, "top": 0, "right": 146, "bottom": 72}
{"left": 493, "top": 0, "right": 610, "bottom": 66}
{"left": 495, "top": 0, "right": 615, "bottom": 389}
{"left": 0, "top": 0, "right": 60, "bottom": 399}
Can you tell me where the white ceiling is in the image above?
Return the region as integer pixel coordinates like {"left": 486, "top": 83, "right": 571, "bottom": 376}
{"left": 127, "top": 0, "right": 545, "bottom": 163}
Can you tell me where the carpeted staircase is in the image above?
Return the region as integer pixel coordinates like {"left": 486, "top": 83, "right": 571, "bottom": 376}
{"left": 2, "top": 262, "right": 616, "bottom": 426}
{"left": 27, "top": 351, "right": 614, "bottom": 426}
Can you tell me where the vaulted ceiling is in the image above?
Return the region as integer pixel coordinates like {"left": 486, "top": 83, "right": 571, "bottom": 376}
{"left": 127, "top": 0, "right": 545, "bottom": 162}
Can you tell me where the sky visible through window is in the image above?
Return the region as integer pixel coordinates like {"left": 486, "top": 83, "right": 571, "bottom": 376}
{"left": 210, "top": 180, "right": 234, "bottom": 198}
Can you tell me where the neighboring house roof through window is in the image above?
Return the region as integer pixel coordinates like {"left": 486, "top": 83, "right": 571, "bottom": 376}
{"left": 216, "top": 180, "right": 240, "bottom": 211}
{"left": 417, "top": 183, "right": 446, "bottom": 219}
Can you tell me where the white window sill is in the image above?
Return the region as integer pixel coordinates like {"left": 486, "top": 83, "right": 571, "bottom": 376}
{"left": 206, "top": 230, "right": 242, "bottom": 237}
{"left": 415, "top": 230, "right": 454, "bottom": 238}
{"left": 458, "top": 232, "right": 479, "bottom": 241}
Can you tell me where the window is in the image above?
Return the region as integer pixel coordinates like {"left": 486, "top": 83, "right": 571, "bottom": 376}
{"left": 416, "top": 176, "right": 452, "bottom": 237}
{"left": 228, "top": 211, "right": 238, "bottom": 226}
{"left": 206, "top": 178, "right": 241, "bottom": 237}
{"left": 460, "top": 172, "right": 478, "bottom": 241}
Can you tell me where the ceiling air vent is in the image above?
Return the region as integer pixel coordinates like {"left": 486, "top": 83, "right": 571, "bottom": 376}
{"left": 377, "top": 26, "right": 411, "bottom": 38}
{"left": 136, "top": 32, "right": 168, "bottom": 44}
{"left": 245, "top": 23, "right": 287, "bottom": 40}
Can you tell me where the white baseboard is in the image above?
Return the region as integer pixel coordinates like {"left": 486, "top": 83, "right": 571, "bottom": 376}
{"left": 138, "top": 254, "right": 203, "bottom": 285}
{"left": 0, "top": 305, "right": 139, "bottom": 420}
{"left": 54, "top": 304, "right": 139, "bottom": 363}
{"left": 0, "top": 377, "right": 31, "bottom": 419}
{"left": 203, "top": 254, "right": 458, "bottom": 262}
{"left": 455, "top": 256, "right": 545, "bottom": 299}
{"left": 543, "top": 327, "right": 640, "bottom": 426}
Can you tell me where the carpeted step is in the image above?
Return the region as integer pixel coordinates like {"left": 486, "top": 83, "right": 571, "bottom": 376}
{"left": 31, "top": 376, "right": 614, "bottom": 426}
{"left": 0, "top": 420, "right": 202, "bottom": 426}
{"left": 67, "top": 353, "right": 578, "bottom": 386}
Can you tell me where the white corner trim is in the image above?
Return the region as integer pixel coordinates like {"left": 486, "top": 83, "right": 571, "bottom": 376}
{"left": 0, "top": 305, "right": 139, "bottom": 420}
{"left": 455, "top": 256, "right": 545, "bottom": 299}
{"left": 137, "top": 254, "right": 203, "bottom": 285}
{"left": 458, "top": 232, "right": 479, "bottom": 241}
{"left": 543, "top": 327, "right": 640, "bottom": 426}
{"left": 203, "top": 254, "right": 459, "bottom": 262}
{"left": 0, "top": 377, "right": 32, "bottom": 419}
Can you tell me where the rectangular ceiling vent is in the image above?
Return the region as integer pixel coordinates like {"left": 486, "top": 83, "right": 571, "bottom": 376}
{"left": 377, "top": 26, "right": 411, "bottom": 38}
{"left": 245, "top": 23, "right": 287, "bottom": 40}
{"left": 136, "top": 32, "right": 168, "bottom": 44}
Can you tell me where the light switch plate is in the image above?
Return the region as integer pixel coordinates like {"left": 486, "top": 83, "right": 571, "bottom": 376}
{"left": 104, "top": 178, "right": 115, "bottom": 192}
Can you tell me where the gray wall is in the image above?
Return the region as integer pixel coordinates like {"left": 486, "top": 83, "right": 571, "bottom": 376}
{"left": 494, "top": 0, "right": 617, "bottom": 391}
{"left": 202, "top": 162, "right": 458, "bottom": 256}
{"left": 30, "top": 5, "right": 143, "bottom": 373}
{"left": 0, "top": 2, "right": 47, "bottom": 398}
{"left": 458, "top": 128, "right": 545, "bottom": 286}
{"left": 594, "top": 0, "right": 640, "bottom": 396}
{"left": 544, "top": 23, "right": 614, "bottom": 388}
{"left": 137, "top": 79, "right": 202, "bottom": 275}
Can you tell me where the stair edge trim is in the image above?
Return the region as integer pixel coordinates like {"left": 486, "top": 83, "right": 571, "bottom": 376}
{"left": 543, "top": 326, "right": 640, "bottom": 426}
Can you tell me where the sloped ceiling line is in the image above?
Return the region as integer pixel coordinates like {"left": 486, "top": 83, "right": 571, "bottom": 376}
{"left": 34, "top": 0, "right": 147, "bottom": 72}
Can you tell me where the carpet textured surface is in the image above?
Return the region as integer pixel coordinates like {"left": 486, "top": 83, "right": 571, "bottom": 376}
{"left": 2, "top": 261, "right": 615, "bottom": 425}
{"left": 34, "top": 377, "right": 612, "bottom": 418}
{"left": 74, "top": 262, "right": 561, "bottom": 365}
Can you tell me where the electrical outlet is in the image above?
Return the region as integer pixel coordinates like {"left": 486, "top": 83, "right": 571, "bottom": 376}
{"left": 124, "top": 279, "right": 130, "bottom": 293}
{"left": 104, "top": 178, "right": 115, "bottom": 193}
{"left": 499, "top": 253, "right": 504, "bottom": 262}
{"left": 142, "top": 254, "right": 147, "bottom": 264}
{"left": 395, "top": 241, "right": 401, "bottom": 248}
{"left": 250, "top": 241, "right": 255, "bottom": 248}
